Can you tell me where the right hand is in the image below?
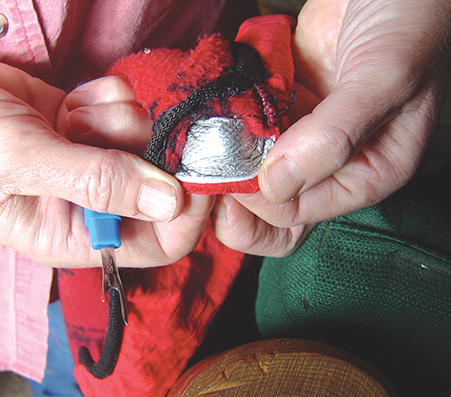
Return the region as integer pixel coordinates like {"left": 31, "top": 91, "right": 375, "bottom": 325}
{"left": 0, "top": 66, "right": 214, "bottom": 268}
{"left": 213, "top": 0, "right": 451, "bottom": 258}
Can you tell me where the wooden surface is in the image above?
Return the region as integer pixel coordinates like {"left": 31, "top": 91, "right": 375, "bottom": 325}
{"left": 168, "top": 339, "right": 398, "bottom": 397}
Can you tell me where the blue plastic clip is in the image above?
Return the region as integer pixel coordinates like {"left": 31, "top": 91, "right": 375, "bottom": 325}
{"left": 84, "top": 209, "right": 122, "bottom": 250}
{"left": 83, "top": 208, "right": 127, "bottom": 325}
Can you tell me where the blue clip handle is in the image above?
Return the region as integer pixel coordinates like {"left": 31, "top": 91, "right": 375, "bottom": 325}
{"left": 84, "top": 209, "right": 122, "bottom": 250}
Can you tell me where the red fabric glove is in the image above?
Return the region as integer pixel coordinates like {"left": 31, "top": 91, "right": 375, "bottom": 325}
{"left": 58, "top": 14, "right": 295, "bottom": 397}
{"left": 108, "top": 14, "right": 295, "bottom": 194}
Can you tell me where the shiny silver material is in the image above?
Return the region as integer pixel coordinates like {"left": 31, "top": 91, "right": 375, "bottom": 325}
{"left": 101, "top": 248, "right": 128, "bottom": 325}
{"left": 0, "top": 13, "right": 8, "bottom": 39}
{"left": 175, "top": 117, "right": 275, "bottom": 183}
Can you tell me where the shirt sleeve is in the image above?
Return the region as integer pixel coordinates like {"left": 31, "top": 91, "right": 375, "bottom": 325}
{"left": 0, "top": 246, "right": 53, "bottom": 382}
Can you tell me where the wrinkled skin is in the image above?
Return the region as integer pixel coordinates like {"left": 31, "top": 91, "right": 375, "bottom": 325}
{"left": 212, "top": 0, "right": 451, "bottom": 256}
{"left": 0, "top": 69, "right": 214, "bottom": 268}
{"left": 1, "top": 0, "right": 450, "bottom": 267}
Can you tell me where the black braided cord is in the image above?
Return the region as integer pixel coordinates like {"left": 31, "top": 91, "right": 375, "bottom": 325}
{"left": 76, "top": 43, "right": 270, "bottom": 379}
{"left": 78, "top": 287, "right": 124, "bottom": 379}
{"left": 143, "top": 41, "right": 270, "bottom": 169}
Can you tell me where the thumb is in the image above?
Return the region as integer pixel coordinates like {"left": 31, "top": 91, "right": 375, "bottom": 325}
{"left": 0, "top": 117, "right": 182, "bottom": 222}
{"left": 258, "top": 82, "right": 405, "bottom": 203}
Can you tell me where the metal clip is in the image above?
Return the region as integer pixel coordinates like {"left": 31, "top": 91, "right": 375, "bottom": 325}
{"left": 101, "top": 248, "right": 128, "bottom": 325}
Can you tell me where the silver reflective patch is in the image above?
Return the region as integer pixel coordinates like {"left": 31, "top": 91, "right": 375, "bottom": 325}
{"left": 175, "top": 117, "right": 275, "bottom": 183}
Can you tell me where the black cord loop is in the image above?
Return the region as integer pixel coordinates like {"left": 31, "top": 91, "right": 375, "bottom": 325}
{"left": 143, "top": 41, "right": 270, "bottom": 170}
{"left": 78, "top": 287, "right": 124, "bottom": 379}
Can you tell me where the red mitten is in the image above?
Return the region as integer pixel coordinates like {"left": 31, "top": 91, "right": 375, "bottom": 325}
{"left": 58, "top": 14, "right": 295, "bottom": 397}
{"left": 108, "top": 14, "right": 295, "bottom": 194}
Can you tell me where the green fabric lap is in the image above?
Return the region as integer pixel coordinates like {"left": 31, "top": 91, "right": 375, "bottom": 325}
{"left": 256, "top": 163, "right": 451, "bottom": 397}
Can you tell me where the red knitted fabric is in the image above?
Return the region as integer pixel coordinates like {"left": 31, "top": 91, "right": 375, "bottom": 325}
{"left": 235, "top": 14, "right": 296, "bottom": 132}
{"left": 58, "top": 14, "right": 295, "bottom": 397}
{"left": 108, "top": 14, "right": 295, "bottom": 194}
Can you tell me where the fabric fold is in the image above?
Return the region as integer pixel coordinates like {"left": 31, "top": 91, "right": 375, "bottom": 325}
{"left": 0, "top": 247, "right": 52, "bottom": 382}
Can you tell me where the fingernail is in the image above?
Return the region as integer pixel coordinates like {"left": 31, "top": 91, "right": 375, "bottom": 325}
{"left": 66, "top": 109, "right": 95, "bottom": 135}
{"left": 264, "top": 157, "right": 305, "bottom": 203}
{"left": 213, "top": 196, "right": 227, "bottom": 220}
{"left": 137, "top": 179, "right": 177, "bottom": 221}
{"left": 66, "top": 88, "right": 96, "bottom": 111}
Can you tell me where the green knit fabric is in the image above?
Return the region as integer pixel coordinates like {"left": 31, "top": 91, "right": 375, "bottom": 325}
{"left": 256, "top": 163, "right": 451, "bottom": 397}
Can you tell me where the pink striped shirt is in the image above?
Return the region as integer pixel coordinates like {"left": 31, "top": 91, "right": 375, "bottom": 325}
{"left": 0, "top": 0, "right": 226, "bottom": 381}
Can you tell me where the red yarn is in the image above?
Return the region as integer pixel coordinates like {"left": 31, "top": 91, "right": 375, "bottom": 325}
{"left": 236, "top": 14, "right": 296, "bottom": 131}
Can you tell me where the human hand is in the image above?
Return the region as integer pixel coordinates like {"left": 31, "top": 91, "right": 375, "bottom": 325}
{"left": 213, "top": 0, "right": 451, "bottom": 256}
{"left": 0, "top": 67, "right": 213, "bottom": 268}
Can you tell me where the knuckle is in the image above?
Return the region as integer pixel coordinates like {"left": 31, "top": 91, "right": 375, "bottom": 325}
{"left": 341, "top": 168, "right": 388, "bottom": 212}
{"left": 82, "top": 152, "right": 123, "bottom": 212}
{"left": 321, "top": 124, "right": 355, "bottom": 170}
{"left": 109, "top": 103, "right": 132, "bottom": 130}
{"left": 219, "top": 230, "right": 250, "bottom": 252}
{"left": 219, "top": 224, "right": 260, "bottom": 254}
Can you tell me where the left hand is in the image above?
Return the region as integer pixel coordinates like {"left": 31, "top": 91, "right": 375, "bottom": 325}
{"left": 55, "top": 76, "right": 215, "bottom": 268}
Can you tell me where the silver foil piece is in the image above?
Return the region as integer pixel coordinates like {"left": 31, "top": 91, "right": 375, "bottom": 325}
{"left": 175, "top": 117, "right": 275, "bottom": 184}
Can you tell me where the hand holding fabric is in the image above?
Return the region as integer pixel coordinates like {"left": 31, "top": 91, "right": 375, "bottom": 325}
{"left": 213, "top": 0, "right": 451, "bottom": 256}
{"left": 0, "top": 66, "right": 213, "bottom": 268}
